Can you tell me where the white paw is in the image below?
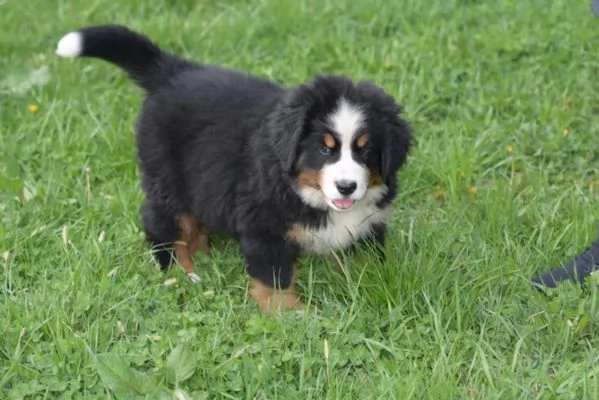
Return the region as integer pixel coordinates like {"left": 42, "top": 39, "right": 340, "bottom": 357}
{"left": 187, "top": 272, "right": 201, "bottom": 284}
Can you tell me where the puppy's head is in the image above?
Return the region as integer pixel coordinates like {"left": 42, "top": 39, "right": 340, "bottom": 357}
{"left": 269, "top": 75, "right": 412, "bottom": 211}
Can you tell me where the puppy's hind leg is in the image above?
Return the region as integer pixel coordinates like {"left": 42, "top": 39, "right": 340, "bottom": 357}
{"left": 142, "top": 203, "right": 204, "bottom": 283}
{"left": 174, "top": 212, "right": 206, "bottom": 283}
{"left": 187, "top": 224, "right": 211, "bottom": 257}
{"left": 142, "top": 201, "right": 178, "bottom": 271}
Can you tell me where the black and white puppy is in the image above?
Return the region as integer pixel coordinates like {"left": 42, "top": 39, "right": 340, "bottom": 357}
{"left": 56, "top": 25, "right": 412, "bottom": 312}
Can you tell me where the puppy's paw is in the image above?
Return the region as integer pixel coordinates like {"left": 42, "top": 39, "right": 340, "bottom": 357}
{"left": 187, "top": 272, "right": 202, "bottom": 284}
{"left": 260, "top": 293, "right": 304, "bottom": 315}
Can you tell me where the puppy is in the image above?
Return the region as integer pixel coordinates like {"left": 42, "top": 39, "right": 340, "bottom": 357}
{"left": 56, "top": 25, "right": 412, "bottom": 313}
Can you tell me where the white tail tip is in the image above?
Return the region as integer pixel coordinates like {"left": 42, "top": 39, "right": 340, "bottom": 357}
{"left": 56, "top": 32, "right": 83, "bottom": 58}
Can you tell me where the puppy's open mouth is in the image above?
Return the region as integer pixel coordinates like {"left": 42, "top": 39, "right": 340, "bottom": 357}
{"left": 331, "top": 199, "right": 355, "bottom": 210}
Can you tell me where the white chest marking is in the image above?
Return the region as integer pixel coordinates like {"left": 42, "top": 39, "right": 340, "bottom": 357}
{"left": 290, "top": 189, "right": 390, "bottom": 254}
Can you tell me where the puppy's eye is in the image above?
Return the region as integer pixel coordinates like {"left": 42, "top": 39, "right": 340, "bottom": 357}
{"left": 319, "top": 145, "right": 333, "bottom": 155}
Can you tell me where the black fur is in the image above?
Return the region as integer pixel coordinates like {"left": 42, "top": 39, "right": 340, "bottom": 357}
{"left": 59, "top": 25, "right": 413, "bottom": 293}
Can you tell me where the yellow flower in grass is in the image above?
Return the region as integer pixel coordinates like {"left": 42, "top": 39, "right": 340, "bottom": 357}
{"left": 467, "top": 186, "right": 477, "bottom": 195}
{"left": 28, "top": 104, "right": 39, "bottom": 113}
{"left": 433, "top": 188, "right": 444, "bottom": 199}
{"left": 562, "top": 128, "right": 569, "bottom": 137}
{"left": 506, "top": 145, "right": 513, "bottom": 154}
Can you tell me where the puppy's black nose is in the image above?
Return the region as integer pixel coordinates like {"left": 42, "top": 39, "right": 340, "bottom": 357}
{"left": 335, "top": 180, "right": 357, "bottom": 196}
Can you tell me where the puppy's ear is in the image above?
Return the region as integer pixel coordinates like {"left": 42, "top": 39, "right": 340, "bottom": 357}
{"left": 354, "top": 80, "right": 412, "bottom": 188}
{"left": 382, "top": 113, "right": 412, "bottom": 188}
{"left": 268, "top": 86, "right": 314, "bottom": 173}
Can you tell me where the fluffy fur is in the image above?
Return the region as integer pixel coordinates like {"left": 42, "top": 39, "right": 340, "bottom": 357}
{"left": 56, "top": 25, "right": 413, "bottom": 312}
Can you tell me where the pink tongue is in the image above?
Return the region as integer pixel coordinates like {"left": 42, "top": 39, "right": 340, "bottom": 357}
{"left": 333, "top": 199, "right": 355, "bottom": 209}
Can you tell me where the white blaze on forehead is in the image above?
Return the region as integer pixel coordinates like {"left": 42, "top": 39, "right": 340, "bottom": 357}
{"left": 320, "top": 98, "right": 368, "bottom": 206}
{"left": 328, "top": 98, "right": 364, "bottom": 142}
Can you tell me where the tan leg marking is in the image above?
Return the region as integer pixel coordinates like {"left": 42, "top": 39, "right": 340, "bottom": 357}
{"left": 174, "top": 213, "right": 209, "bottom": 280}
{"left": 250, "top": 265, "right": 304, "bottom": 314}
{"left": 174, "top": 242, "right": 195, "bottom": 275}
{"left": 188, "top": 226, "right": 211, "bottom": 256}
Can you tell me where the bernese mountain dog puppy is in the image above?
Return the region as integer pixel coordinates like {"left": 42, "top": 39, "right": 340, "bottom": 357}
{"left": 55, "top": 25, "right": 412, "bottom": 313}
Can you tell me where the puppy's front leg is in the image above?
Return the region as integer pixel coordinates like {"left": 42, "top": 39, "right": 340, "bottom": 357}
{"left": 240, "top": 235, "right": 303, "bottom": 314}
{"left": 355, "top": 223, "right": 387, "bottom": 264}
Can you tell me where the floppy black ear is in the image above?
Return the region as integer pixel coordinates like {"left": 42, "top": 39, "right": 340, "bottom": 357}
{"left": 382, "top": 114, "right": 412, "bottom": 189}
{"left": 353, "top": 80, "right": 412, "bottom": 188}
{"left": 268, "top": 86, "right": 314, "bottom": 173}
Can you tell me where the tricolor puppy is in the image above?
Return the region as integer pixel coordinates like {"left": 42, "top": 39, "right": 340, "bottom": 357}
{"left": 56, "top": 25, "right": 412, "bottom": 313}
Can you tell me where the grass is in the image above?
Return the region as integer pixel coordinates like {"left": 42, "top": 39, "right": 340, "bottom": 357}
{"left": 1, "top": 0, "right": 599, "bottom": 398}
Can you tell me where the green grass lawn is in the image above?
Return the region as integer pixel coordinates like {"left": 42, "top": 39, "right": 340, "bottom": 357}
{"left": 1, "top": 0, "right": 599, "bottom": 398}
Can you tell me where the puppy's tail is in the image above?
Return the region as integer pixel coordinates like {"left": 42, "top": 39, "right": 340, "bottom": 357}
{"left": 55, "top": 24, "right": 193, "bottom": 92}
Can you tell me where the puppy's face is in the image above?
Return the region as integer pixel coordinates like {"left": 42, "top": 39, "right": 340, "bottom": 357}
{"left": 294, "top": 99, "right": 384, "bottom": 211}
{"left": 269, "top": 76, "right": 411, "bottom": 212}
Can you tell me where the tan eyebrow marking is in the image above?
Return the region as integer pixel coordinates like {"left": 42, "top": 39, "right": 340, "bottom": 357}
{"left": 355, "top": 133, "right": 368, "bottom": 148}
{"left": 323, "top": 133, "right": 336, "bottom": 149}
